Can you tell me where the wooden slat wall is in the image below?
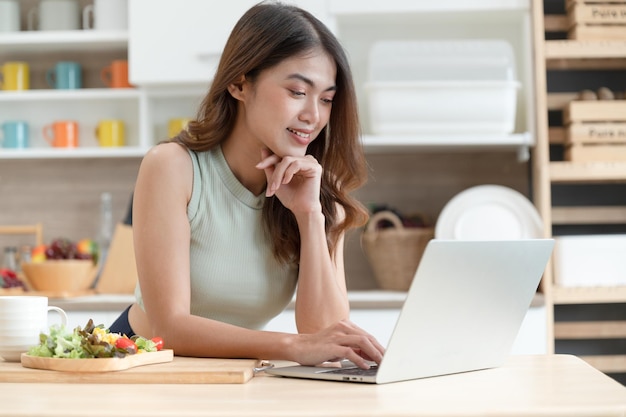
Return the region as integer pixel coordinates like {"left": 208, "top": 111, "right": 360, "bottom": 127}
{"left": 0, "top": 158, "right": 140, "bottom": 256}
{"left": 0, "top": 152, "right": 529, "bottom": 290}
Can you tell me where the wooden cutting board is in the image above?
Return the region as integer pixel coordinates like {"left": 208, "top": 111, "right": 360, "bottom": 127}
{"left": 21, "top": 350, "right": 174, "bottom": 372}
{"left": 1, "top": 355, "right": 261, "bottom": 384}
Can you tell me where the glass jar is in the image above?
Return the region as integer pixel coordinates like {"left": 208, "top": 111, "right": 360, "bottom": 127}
{"left": 2, "top": 246, "right": 18, "bottom": 271}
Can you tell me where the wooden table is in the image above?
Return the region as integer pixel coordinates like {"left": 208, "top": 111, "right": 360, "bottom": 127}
{"left": 1, "top": 355, "right": 625, "bottom": 416}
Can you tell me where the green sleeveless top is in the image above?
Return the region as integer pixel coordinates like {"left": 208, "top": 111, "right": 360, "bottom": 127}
{"left": 136, "top": 146, "right": 298, "bottom": 329}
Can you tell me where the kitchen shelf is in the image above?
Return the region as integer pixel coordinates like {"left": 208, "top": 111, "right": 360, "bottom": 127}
{"left": 552, "top": 206, "right": 626, "bottom": 225}
{"left": 531, "top": 0, "right": 626, "bottom": 374}
{"left": 329, "top": 0, "right": 529, "bottom": 14}
{"left": 545, "top": 40, "right": 626, "bottom": 60}
{"left": 0, "top": 89, "right": 140, "bottom": 102}
{"left": 0, "top": 88, "right": 142, "bottom": 158}
{"left": 0, "top": 147, "right": 146, "bottom": 159}
{"left": 552, "top": 286, "right": 626, "bottom": 305}
{"left": 362, "top": 132, "right": 532, "bottom": 153}
{"left": 0, "top": 30, "right": 128, "bottom": 54}
{"left": 549, "top": 162, "right": 626, "bottom": 183}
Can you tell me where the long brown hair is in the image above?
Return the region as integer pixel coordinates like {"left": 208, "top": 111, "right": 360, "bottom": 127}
{"left": 176, "top": 1, "right": 368, "bottom": 264}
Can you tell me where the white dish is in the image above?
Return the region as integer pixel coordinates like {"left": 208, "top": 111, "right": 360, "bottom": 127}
{"left": 435, "top": 185, "right": 543, "bottom": 240}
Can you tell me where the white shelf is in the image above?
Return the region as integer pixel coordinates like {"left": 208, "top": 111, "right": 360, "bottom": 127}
{"left": 363, "top": 132, "right": 533, "bottom": 152}
{"left": 0, "top": 89, "right": 141, "bottom": 102}
{"left": 330, "top": 0, "right": 530, "bottom": 14}
{"left": 0, "top": 30, "right": 128, "bottom": 54}
{"left": 0, "top": 147, "right": 146, "bottom": 159}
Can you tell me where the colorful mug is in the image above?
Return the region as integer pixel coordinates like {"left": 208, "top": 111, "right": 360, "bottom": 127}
{"left": 101, "top": 60, "right": 132, "bottom": 89}
{"left": 168, "top": 118, "right": 192, "bottom": 138}
{"left": 96, "top": 119, "right": 125, "bottom": 147}
{"left": 0, "top": 62, "right": 29, "bottom": 91}
{"left": 43, "top": 120, "right": 79, "bottom": 148}
{"left": 46, "top": 61, "right": 82, "bottom": 90}
{"left": 1, "top": 121, "right": 29, "bottom": 149}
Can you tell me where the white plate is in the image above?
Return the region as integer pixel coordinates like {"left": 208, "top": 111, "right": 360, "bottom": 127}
{"left": 435, "top": 185, "right": 543, "bottom": 240}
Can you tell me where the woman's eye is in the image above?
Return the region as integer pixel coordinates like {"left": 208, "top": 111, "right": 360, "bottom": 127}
{"left": 290, "top": 90, "right": 305, "bottom": 97}
{"left": 321, "top": 97, "right": 334, "bottom": 104}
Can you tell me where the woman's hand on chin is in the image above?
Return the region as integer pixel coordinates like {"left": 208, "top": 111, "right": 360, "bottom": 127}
{"left": 256, "top": 148, "right": 323, "bottom": 215}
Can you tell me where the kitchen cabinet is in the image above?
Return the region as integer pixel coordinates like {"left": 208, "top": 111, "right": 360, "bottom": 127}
{"left": 128, "top": 0, "right": 333, "bottom": 86}
{"left": 1, "top": 0, "right": 536, "bottom": 158}
{"left": 329, "top": 0, "right": 536, "bottom": 156}
{"left": 530, "top": 0, "right": 626, "bottom": 377}
{"left": 127, "top": 0, "right": 536, "bottom": 155}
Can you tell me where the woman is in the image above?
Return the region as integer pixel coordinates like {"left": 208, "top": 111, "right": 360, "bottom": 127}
{"left": 109, "top": 1, "right": 384, "bottom": 369}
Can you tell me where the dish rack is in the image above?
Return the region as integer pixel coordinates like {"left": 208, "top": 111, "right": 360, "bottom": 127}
{"left": 364, "top": 39, "right": 521, "bottom": 135}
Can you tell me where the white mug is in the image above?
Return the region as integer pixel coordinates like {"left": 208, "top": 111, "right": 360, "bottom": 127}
{"left": 0, "top": 0, "right": 20, "bottom": 32}
{"left": 0, "top": 296, "right": 67, "bottom": 362}
{"left": 28, "top": 0, "right": 80, "bottom": 31}
{"left": 83, "top": 0, "right": 128, "bottom": 31}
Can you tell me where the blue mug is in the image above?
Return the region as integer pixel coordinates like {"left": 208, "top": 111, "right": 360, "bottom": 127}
{"left": 46, "top": 61, "right": 82, "bottom": 89}
{"left": 1, "top": 121, "right": 29, "bottom": 149}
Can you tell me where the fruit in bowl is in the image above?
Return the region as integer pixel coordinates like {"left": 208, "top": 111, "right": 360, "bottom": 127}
{"left": 21, "top": 237, "right": 99, "bottom": 292}
{"left": 34, "top": 237, "right": 99, "bottom": 263}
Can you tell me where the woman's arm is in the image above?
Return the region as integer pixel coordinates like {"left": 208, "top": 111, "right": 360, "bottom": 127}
{"left": 294, "top": 208, "right": 350, "bottom": 333}
{"left": 256, "top": 149, "right": 351, "bottom": 332}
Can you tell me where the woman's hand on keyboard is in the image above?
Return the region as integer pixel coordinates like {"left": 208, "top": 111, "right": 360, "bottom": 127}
{"left": 291, "top": 320, "right": 385, "bottom": 369}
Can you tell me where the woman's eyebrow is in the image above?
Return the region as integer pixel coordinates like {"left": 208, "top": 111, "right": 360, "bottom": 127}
{"left": 287, "top": 73, "right": 336, "bottom": 92}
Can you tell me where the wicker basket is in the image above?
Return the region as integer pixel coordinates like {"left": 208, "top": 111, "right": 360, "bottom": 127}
{"left": 361, "top": 210, "right": 434, "bottom": 291}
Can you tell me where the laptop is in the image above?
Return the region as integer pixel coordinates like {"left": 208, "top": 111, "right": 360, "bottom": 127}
{"left": 266, "top": 239, "right": 554, "bottom": 384}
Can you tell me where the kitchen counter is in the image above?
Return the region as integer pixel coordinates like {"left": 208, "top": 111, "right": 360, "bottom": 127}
{"left": 43, "top": 291, "right": 547, "bottom": 354}
{"left": 49, "top": 291, "right": 410, "bottom": 311}
{"left": 0, "top": 355, "right": 624, "bottom": 416}
{"left": 49, "top": 291, "right": 545, "bottom": 311}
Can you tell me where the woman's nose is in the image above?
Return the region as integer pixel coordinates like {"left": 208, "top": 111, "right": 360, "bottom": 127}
{"left": 299, "top": 99, "right": 320, "bottom": 125}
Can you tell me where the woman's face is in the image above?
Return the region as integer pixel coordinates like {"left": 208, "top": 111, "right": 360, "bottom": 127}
{"left": 236, "top": 48, "right": 337, "bottom": 158}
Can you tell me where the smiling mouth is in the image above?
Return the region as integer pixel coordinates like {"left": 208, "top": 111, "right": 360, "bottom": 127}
{"left": 287, "top": 128, "right": 310, "bottom": 139}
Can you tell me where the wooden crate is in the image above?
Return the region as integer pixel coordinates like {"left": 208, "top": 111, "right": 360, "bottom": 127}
{"left": 564, "top": 100, "right": 626, "bottom": 162}
{"left": 563, "top": 100, "right": 626, "bottom": 124}
{"left": 567, "top": 0, "right": 626, "bottom": 40}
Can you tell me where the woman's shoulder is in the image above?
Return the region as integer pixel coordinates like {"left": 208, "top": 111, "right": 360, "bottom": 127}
{"left": 144, "top": 141, "right": 189, "bottom": 161}
{"left": 141, "top": 142, "right": 192, "bottom": 172}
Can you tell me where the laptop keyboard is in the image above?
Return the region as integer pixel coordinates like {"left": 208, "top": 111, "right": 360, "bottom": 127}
{"left": 322, "top": 364, "right": 379, "bottom": 377}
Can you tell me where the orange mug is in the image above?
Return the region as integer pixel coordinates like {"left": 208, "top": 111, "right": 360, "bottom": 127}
{"left": 100, "top": 59, "right": 132, "bottom": 89}
{"left": 43, "top": 120, "right": 79, "bottom": 148}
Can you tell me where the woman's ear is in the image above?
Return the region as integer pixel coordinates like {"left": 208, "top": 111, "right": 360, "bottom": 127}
{"left": 227, "top": 75, "right": 247, "bottom": 101}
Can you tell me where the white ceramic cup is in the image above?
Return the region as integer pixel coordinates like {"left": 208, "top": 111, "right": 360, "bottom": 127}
{"left": 0, "top": 296, "right": 67, "bottom": 362}
{"left": 28, "top": 0, "right": 80, "bottom": 31}
{"left": 83, "top": 0, "right": 128, "bottom": 31}
{"left": 0, "top": 0, "right": 20, "bottom": 32}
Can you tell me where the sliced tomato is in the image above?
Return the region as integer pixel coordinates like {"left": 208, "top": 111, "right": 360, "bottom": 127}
{"left": 115, "top": 337, "right": 137, "bottom": 354}
{"left": 151, "top": 336, "right": 164, "bottom": 351}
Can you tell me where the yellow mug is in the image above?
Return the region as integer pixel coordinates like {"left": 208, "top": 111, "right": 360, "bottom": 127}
{"left": 0, "top": 62, "right": 29, "bottom": 90}
{"left": 96, "top": 119, "right": 125, "bottom": 147}
{"left": 168, "top": 118, "right": 191, "bottom": 138}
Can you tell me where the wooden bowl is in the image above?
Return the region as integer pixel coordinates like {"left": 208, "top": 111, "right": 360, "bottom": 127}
{"left": 21, "top": 260, "right": 97, "bottom": 292}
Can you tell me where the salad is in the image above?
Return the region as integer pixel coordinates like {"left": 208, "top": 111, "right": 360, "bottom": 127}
{"left": 28, "top": 319, "right": 164, "bottom": 359}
